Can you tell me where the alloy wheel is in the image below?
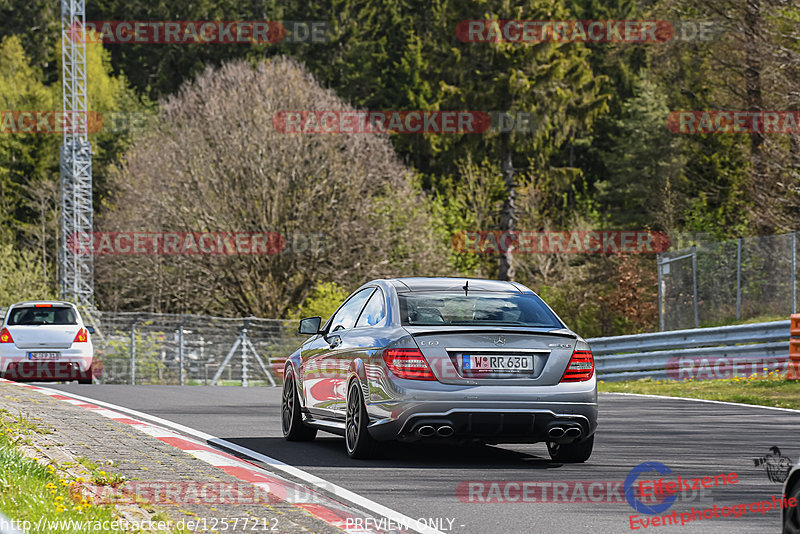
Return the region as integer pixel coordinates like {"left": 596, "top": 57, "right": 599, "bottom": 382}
{"left": 346, "top": 384, "right": 360, "bottom": 453}
{"left": 281, "top": 377, "right": 295, "bottom": 435}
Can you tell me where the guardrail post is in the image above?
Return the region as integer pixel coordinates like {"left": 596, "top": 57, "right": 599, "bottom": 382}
{"left": 130, "top": 322, "right": 136, "bottom": 385}
{"left": 178, "top": 320, "right": 185, "bottom": 386}
{"left": 792, "top": 232, "right": 797, "bottom": 315}
{"left": 788, "top": 314, "right": 800, "bottom": 380}
{"left": 736, "top": 237, "right": 742, "bottom": 320}
{"left": 692, "top": 245, "right": 699, "bottom": 328}
{"left": 657, "top": 254, "right": 664, "bottom": 332}
{"left": 241, "top": 326, "right": 249, "bottom": 387}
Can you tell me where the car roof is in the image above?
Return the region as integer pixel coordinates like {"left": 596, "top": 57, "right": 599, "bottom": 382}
{"left": 9, "top": 301, "right": 77, "bottom": 308}
{"left": 382, "top": 277, "right": 532, "bottom": 294}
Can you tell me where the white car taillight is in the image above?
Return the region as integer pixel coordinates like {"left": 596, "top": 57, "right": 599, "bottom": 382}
{"left": 0, "top": 328, "right": 13, "bottom": 344}
{"left": 73, "top": 328, "right": 88, "bottom": 343}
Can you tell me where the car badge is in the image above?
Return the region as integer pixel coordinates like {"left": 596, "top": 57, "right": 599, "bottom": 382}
{"left": 493, "top": 336, "right": 506, "bottom": 346}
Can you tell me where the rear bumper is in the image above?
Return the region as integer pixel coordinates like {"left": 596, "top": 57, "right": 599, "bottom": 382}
{"left": 371, "top": 406, "right": 596, "bottom": 444}
{"left": 0, "top": 346, "right": 93, "bottom": 381}
{"left": 364, "top": 373, "right": 597, "bottom": 443}
{"left": 367, "top": 399, "right": 597, "bottom": 443}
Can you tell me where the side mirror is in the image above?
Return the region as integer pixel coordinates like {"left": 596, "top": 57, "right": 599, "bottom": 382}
{"left": 298, "top": 316, "right": 322, "bottom": 335}
{"left": 86, "top": 326, "right": 95, "bottom": 335}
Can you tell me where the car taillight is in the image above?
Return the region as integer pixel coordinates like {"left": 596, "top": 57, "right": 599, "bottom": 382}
{"left": 0, "top": 328, "right": 13, "bottom": 344}
{"left": 382, "top": 348, "right": 437, "bottom": 381}
{"left": 560, "top": 349, "right": 594, "bottom": 382}
{"left": 73, "top": 328, "right": 88, "bottom": 343}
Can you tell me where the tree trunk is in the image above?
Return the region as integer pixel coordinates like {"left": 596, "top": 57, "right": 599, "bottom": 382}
{"left": 790, "top": 134, "right": 800, "bottom": 177}
{"left": 498, "top": 147, "right": 516, "bottom": 281}
{"left": 744, "top": 0, "right": 767, "bottom": 231}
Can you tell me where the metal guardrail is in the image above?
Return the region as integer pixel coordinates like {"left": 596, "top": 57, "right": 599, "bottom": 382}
{"left": 589, "top": 320, "right": 791, "bottom": 381}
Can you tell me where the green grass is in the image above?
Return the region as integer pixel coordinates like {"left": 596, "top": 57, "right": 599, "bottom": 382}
{"left": 75, "top": 456, "right": 99, "bottom": 472}
{"left": 0, "top": 412, "right": 189, "bottom": 533}
{"left": 599, "top": 373, "right": 800, "bottom": 410}
{"left": 74, "top": 457, "right": 127, "bottom": 487}
{"left": 0, "top": 435, "right": 125, "bottom": 532}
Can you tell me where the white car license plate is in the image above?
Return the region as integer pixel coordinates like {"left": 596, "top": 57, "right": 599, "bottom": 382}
{"left": 463, "top": 354, "right": 533, "bottom": 372}
{"left": 27, "top": 352, "right": 61, "bottom": 360}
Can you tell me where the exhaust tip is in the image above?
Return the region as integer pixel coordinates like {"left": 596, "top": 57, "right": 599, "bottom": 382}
{"left": 547, "top": 426, "right": 565, "bottom": 438}
{"left": 417, "top": 425, "right": 436, "bottom": 437}
{"left": 565, "top": 427, "right": 582, "bottom": 438}
{"left": 436, "top": 425, "right": 455, "bottom": 437}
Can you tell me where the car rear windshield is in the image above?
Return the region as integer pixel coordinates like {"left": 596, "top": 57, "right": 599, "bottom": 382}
{"left": 398, "top": 292, "right": 563, "bottom": 328}
{"left": 7, "top": 306, "right": 78, "bottom": 325}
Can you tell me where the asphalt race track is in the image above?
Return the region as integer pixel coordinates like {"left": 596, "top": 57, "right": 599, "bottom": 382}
{"left": 46, "top": 384, "right": 799, "bottom": 533}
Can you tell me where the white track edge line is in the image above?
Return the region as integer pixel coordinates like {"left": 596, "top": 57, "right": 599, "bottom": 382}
{"left": 19, "top": 384, "right": 443, "bottom": 534}
{"left": 23, "top": 384, "right": 218, "bottom": 440}
{"left": 210, "top": 438, "right": 444, "bottom": 534}
{"left": 603, "top": 391, "right": 800, "bottom": 413}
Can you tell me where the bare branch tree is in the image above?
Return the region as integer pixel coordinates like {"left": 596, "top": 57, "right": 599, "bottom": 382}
{"left": 96, "top": 57, "right": 449, "bottom": 316}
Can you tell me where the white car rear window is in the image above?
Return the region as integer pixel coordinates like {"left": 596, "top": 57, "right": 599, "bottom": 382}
{"left": 7, "top": 306, "right": 78, "bottom": 325}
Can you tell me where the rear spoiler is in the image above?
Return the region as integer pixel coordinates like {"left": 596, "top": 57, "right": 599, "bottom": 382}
{"left": 404, "top": 326, "right": 577, "bottom": 339}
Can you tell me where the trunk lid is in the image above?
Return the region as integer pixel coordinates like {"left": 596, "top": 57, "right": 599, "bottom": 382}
{"left": 405, "top": 326, "right": 577, "bottom": 386}
{"left": 8, "top": 325, "right": 80, "bottom": 349}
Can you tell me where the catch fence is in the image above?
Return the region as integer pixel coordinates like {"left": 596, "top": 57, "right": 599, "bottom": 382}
{"left": 658, "top": 232, "right": 798, "bottom": 331}
{"left": 80, "top": 310, "right": 300, "bottom": 385}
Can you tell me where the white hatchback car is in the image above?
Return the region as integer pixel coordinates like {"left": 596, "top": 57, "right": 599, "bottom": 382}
{"left": 0, "top": 301, "right": 94, "bottom": 383}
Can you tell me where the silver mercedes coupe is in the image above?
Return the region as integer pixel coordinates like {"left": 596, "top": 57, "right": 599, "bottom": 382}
{"left": 281, "top": 277, "right": 597, "bottom": 462}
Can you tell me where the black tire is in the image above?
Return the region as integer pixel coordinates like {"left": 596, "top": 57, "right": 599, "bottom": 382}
{"left": 783, "top": 478, "right": 800, "bottom": 534}
{"left": 345, "top": 380, "right": 377, "bottom": 459}
{"left": 77, "top": 366, "right": 93, "bottom": 384}
{"left": 547, "top": 434, "right": 594, "bottom": 463}
{"left": 281, "top": 373, "right": 317, "bottom": 441}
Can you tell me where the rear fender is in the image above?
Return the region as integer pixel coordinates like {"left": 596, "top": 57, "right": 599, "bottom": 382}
{"left": 347, "top": 358, "right": 369, "bottom": 401}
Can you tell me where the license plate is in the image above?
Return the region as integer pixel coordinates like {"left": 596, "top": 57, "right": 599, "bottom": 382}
{"left": 463, "top": 354, "right": 533, "bottom": 372}
{"left": 27, "top": 352, "right": 60, "bottom": 360}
